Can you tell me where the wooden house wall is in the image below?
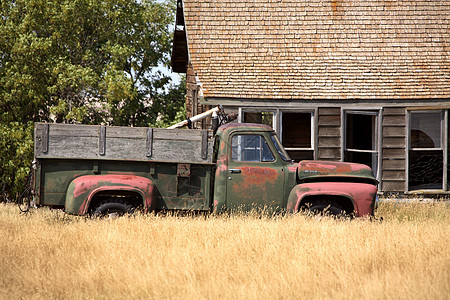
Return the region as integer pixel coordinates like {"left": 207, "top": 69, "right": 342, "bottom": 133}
{"left": 380, "top": 107, "right": 407, "bottom": 192}
{"left": 317, "top": 107, "right": 341, "bottom": 161}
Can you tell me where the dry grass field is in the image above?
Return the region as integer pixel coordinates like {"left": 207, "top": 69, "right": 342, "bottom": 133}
{"left": 0, "top": 201, "right": 449, "bottom": 299}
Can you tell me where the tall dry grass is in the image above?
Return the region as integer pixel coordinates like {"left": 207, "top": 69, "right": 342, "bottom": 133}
{"left": 0, "top": 201, "right": 449, "bottom": 299}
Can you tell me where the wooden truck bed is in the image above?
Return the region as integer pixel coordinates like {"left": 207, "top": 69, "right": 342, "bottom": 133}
{"left": 33, "top": 123, "right": 215, "bottom": 211}
{"left": 34, "top": 123, "right": 215, "bottom": 164}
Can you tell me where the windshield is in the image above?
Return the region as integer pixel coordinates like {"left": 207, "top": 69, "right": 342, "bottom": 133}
{"left": 270, "top": 133, "right": 291, "bottom": 162}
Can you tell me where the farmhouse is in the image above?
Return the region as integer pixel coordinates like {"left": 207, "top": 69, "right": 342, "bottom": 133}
{"left": 171, "top": 0, "right": 450, "bottom": 195}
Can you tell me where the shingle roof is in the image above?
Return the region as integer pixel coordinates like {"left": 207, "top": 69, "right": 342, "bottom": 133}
{"left": 179, "top": 0, "right": 449, "bottom": 100}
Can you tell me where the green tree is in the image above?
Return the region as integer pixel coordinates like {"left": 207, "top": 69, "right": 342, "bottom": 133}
{"left": 0, "top": 0, "right": 185, "bottom": 196}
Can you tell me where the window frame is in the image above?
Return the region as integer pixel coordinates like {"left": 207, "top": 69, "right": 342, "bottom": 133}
{"left": 230, "top": 133, "right": 276, "bottom": 163}
{"left": 406, "top": 109, "right": 448, "bottom": 192}
{"left": 342, "top": 109, "right": 381, "bottom": 179}
{"left": 239, "top": 109, "right": 277, "bottom": 131}
{"left": 279, "top": 110, "right": 315, "bottom": 153}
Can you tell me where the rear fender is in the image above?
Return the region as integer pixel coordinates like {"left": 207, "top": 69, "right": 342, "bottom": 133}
{"left": 65, "top": 175, "right": 156, "bottom": 215}
{"left": 287, "top": 182, "right": 377, "bottom": 217}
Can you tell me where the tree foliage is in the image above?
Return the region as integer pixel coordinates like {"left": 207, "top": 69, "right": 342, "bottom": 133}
{"left": 0, "top": 0, "right": 185, "bottom": 196}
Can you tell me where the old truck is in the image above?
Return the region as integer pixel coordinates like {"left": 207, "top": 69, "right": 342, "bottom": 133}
{"left": 32, "top": 113, "right": 378, "bottom": 217}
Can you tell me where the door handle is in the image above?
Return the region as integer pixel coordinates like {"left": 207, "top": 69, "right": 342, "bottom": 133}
{"left": 229, "top": 169, "right": 242, "bottom": 174}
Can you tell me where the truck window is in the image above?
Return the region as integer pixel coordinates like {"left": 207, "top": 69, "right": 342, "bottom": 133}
{"left": 231, "top": 134, "right": 274, "bottom": 162}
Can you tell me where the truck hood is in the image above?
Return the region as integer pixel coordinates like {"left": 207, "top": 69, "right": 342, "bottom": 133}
{"left": 297, "top": 160, "right": 377, "bottom": 183}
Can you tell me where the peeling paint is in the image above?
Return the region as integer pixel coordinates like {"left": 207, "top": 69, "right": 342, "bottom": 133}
{"left": 65, "top": 175, "right": 156, "bottom": 215}
{"left": 287, "top": 182, "right": 377, "bottom": 217}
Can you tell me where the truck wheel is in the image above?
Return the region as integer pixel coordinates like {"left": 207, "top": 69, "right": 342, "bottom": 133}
{"left": 92, "top": 200, "right": 134, "bottom": 218}
{"left": 307, "top": 201, "right": 347, "bottom": 218}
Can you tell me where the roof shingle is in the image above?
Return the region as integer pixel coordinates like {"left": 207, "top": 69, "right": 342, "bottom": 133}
{"left": 181, "top": 0, "right": 449, "bottom": 100}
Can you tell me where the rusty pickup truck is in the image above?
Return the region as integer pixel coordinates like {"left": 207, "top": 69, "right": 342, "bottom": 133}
{"left": 32, "top": 122, "right": 378, "bottom": 217}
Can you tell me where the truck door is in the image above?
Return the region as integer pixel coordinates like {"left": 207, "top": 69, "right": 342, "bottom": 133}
{"left": 226, "top": 133, "right": 285, "bottom": 211}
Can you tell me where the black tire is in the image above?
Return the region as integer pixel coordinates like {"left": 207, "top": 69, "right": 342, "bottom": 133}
{"left": 307, "top": 200, "right": 347, "bottom": 218}
{"left": 92, "top": 200, "right": 134, "bottom": 218}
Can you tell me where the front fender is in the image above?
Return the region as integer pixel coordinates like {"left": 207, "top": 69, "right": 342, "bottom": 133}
{"left": 65, "top": 175, "right": 156, "bottom": 215}
{"left": 286, "top": 182, "right": 377, "bottom": 217}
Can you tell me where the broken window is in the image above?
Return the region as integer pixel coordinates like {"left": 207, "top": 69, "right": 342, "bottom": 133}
{"left": 344, "top": 112, "right": 378, "bottom": 176}
{"left": 408, "top": 111, "right": 444, "bottom": 190}
{"left": 281, "top": 112, "right": 314, "bottom": 161}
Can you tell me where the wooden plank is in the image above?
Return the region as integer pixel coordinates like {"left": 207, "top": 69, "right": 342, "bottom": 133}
{"left": 106, "top": 126, "right": 147, "bottom": 139}
{"left": 382, "top": 170, "right": 406, "bottom": 181}
{"left": 382, "top": 117, "right": 405, "bottom": 126}
{"left": 43, "top": 135, "right": 99, "bottom": 158}
{"left": 382, "top": 137, "right": 406, "bottom": 148}
{"left": 318, "top": 137, "right": 340, "bottom": 148}
{"left": 49, "top": 124, "right": 99, "bottom": 137}
{"left": 318, "top": 127, "right": 341, "bottom": 137}
{"left": 153, "top": 129, "right": 206, "bottom": 141}
{"left": 381, "top": 181, "right": 405, "bottom": 192}
{"left": 317, "top": 108, "right": 340, "bottom": 116}
{"left": 382, "top": 107, "right": 406, "bottom": 116}
{"left": 318, "top": 115, "right": 340, "bottom": 126}
{"left": 383, "top": 126, "right": 406, "bottom": 137}
{"left": 382, "top": 159, "right": 406, "bottom": 170}
{"left": 318, "top": 148, "right": 341, "bottom": 160}
{"left": 382, "top": 148, "right": 406, "bottom": 159}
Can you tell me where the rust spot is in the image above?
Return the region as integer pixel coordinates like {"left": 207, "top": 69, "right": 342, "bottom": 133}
{"left": 232, "top": 167, "right": 279, "bottom": 195}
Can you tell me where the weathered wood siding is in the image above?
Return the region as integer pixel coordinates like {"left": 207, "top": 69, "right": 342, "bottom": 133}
{"left": 317, "top": 107, "right": 341, "bottom": 161}
{"left": 34, "top": 123, "right": 215, "bottom": 164}
{"left": 381, "top": 107, "right": 406, "bottom": 191}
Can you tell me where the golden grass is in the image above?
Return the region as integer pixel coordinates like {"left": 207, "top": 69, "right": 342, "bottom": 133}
{"left": 0, "top": 201, "right": 449, "bottom": 299}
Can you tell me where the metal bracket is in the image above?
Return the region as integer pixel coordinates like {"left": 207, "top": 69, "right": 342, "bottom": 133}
{"left": 146, "top": 128, "right": 153, "bottom": 157}
{"left": 99, "top": 126, "right": 106, "bottom": 156}
{"left": 201, "top": 130, "right": 208, "bottom": 160}
{"left": 42, "top": 124, "right": 49, "bottom": 154}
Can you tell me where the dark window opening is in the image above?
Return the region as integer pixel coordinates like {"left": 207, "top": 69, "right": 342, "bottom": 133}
{"left": 345, "top": 113, "right": 378, "bottom": 174}
{"left": 282, "top": 113, "right": 311, "bottom": 148}
{"left": 281, "top": 112, "right": 313, "bottom": 162}
{"left": 346, "top": 114, "right": 375, "bottom": 151}
{"left": 287, "top": 150, "right": 314, "bottom": 162}
{"left": 344, "top": 151, "right": 376, "bottom": 168}
{"left": 408, "top": 150, "right": 443, "bottom": 190}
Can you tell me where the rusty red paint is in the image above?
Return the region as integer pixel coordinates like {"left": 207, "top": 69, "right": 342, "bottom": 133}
{"left": 231, "top": 166, "right": 279, "bottom": 195}
{"left": 289, "top": 182, "right": 377, "bottom": 217}
{"left": 298, "top": 160, "right": 376, "bottom": 183}
{"left": 69, "top": 175, "right": 156, "bottom": 214}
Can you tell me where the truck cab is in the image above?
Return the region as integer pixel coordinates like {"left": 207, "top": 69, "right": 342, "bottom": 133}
{"left": 212, "top": 123, "right": 377, "bottom": 217}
